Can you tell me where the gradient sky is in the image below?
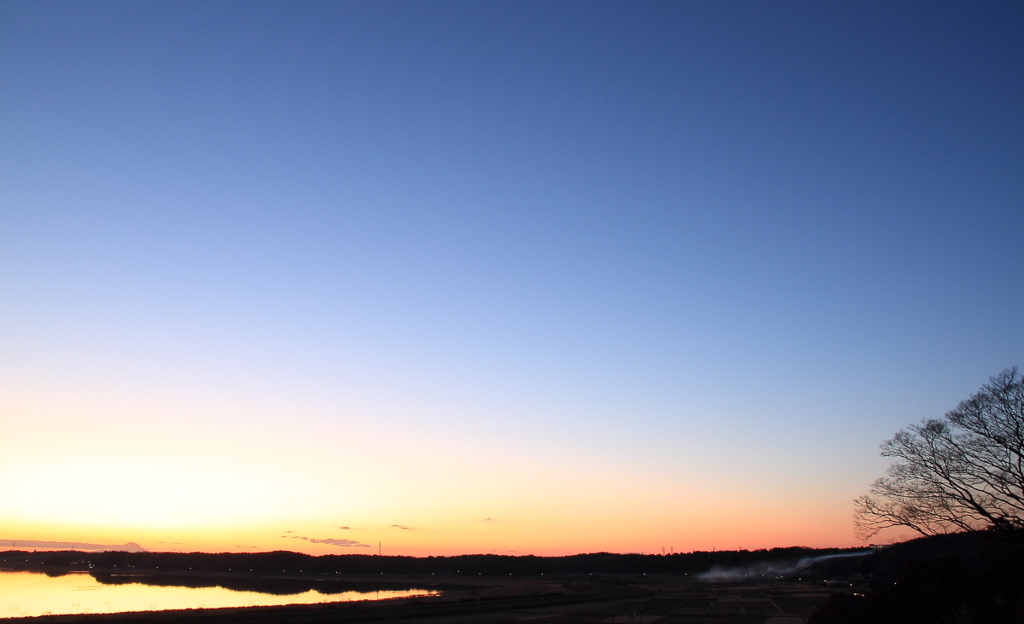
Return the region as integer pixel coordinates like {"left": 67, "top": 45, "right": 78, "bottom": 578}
{"left": 2, "top": 1, "right": 1022, "bottom": 557}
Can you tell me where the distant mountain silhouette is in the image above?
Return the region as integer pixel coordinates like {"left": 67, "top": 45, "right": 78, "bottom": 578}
{"left": 0, "top": 539, "right": 147, "bottom": 552}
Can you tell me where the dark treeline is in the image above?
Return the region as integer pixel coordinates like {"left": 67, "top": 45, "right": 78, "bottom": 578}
{"left": 809, "top": 528, "right": 1024, "bottom": 624}
{"left": 3, "top": 546, "right": 863, "bottom": 577}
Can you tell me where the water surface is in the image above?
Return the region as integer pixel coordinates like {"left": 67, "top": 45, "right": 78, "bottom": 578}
{"left": 1, "top": 570, "right": 438, "bottom": 618}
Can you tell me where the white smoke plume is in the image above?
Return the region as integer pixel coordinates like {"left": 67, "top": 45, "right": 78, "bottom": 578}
{"left": 698, "top": 550, "right": 873, "bottom": 581}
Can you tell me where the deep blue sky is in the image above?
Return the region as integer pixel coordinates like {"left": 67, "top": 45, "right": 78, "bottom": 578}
{"left": 1, "top": 1, "right": 1022, "bottom": 553}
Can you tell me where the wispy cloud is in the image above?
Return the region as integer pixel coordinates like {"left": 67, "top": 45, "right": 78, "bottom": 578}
{"left": 391, "top": 524, "right": 413, "bottom": 530}
{"left": 337, "top": 526, "right": 354, "bottom": 530}
{"left": 310, "top": 538, "right": 368, "bottom": 547}
{"left": 281, "top": 535, "right": 370, "bottom": 548}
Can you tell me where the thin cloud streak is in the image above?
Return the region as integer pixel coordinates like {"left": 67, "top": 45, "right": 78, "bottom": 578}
{"left": 282, "top": 535, "right": 370, "bottom": 548}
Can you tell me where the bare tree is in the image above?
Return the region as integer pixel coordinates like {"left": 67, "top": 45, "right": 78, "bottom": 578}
{"left": 854, "top": 367, "right": 1024, "bottom": 540}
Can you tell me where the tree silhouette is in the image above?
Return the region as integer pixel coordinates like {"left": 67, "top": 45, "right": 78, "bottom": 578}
{"left": 855, "top": 368, "right": 1024, "bottom": 539}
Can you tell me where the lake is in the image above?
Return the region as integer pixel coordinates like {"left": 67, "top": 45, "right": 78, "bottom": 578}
{"left": 1, "top": 569, "right": 439, "bottom": 618}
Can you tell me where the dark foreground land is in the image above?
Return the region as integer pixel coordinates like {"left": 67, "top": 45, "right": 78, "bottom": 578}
{"left": 6, "top": 572, "right": 833, "bottom": 624}
{"left": 5, "top": 529, "right": 1023, "bottom": 623}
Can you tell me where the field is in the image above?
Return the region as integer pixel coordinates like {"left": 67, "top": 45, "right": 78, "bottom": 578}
{"left": 8, "top": 571, "right": 837, "bottom": 624}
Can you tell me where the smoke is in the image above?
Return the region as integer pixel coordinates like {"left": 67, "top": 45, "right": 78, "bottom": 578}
{"left": 698, "top": 550, "right": 873, "bottom": 581}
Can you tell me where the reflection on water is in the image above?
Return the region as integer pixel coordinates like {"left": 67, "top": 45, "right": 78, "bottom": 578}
{"left": 0, "top": 570, "right": 439, "bottom": 618}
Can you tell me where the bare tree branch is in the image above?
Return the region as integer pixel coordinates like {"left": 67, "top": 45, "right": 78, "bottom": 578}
{"left": 854, "top": 368, "right": 1024, "bottom": 540}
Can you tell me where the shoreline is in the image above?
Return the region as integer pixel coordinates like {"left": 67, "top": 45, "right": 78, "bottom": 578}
{"left": 3, "top": 566, "right": 837, "bottom": 623}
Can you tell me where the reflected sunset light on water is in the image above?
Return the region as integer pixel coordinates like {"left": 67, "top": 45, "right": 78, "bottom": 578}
{"left": 0, "top": 570, "right": 437, "bottom": 619}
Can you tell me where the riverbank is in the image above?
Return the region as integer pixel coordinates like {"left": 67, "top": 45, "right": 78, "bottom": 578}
{"left": 6, "top": 572, "right": 836, "bottom": 623}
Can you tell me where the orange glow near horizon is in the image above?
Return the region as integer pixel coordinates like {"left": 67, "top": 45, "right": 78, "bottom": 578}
{"left": 0, "top": 489, "right": 868, "bottom": 557}
{"left": 1, "top": 393, "right": 869, "bottom": 559}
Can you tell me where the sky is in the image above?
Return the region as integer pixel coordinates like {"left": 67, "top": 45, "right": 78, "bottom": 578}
{"left": 1, "top": 1, "right": 1022, "bottom": 557}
